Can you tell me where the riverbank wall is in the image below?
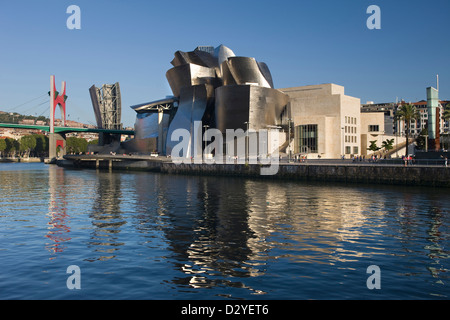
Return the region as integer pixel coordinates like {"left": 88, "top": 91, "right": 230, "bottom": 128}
{"left": 58, "top": 155, "right": 450, "bottom": 187}
{"left": 160, "top": 162, "right": 450, "bottom": 187}
{"left": 1, "top": 157, "right": 43, "bottom": 163}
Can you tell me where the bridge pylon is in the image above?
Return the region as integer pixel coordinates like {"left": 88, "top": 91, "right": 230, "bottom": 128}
{"left": 49, "top": 75, "right": 67, "bottom": 160}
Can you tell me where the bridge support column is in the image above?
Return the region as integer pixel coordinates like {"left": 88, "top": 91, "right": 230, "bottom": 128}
{"left": 49, "top": 133, "right": 66, "bottom": 160}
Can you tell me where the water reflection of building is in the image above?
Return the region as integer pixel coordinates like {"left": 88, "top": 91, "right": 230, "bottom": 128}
{"left": 87, "top": 171, "right": 125, "bottom": 261}
{"left": 138, "top": 174, "right": 383, "bottom": 292}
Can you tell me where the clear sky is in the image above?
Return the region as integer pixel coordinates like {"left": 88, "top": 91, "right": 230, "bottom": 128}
{"left": 0, "top": 0, "right": 449, "bottom": 127}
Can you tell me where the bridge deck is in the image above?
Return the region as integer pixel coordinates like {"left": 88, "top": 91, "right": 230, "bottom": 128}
{"left": 0, "top": 123, "right": 134, "bottom": 135}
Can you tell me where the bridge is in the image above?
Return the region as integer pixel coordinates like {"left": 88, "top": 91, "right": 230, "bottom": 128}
{"left": 2, "top": 75, "right": 134, "bottom": 160}
{"left": 0, "top": 123, "right": 134, "bottom": 135}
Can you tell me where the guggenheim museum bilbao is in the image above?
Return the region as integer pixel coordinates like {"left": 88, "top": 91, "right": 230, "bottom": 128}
{"left": 127, "top": 44, "right": 383, "bottom": 160}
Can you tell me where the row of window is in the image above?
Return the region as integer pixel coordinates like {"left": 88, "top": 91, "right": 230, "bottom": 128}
{"left": 345, "top": 135, "right": 357, "bottom": 143}
{"left": 344, "top": 126, "right": 357, "bottom": 134}
{"left": 345, "top": 146, "right": 359, "bottom": 155}
{"left": 345, "top": 116, "right": 357, "bottom": 125}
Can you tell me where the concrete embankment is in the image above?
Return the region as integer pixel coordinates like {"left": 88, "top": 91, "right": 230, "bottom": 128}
{"left": 160, "top": 162, "right": 450, "bottom": 187}
{"left": 58, "top": 155, "right": 450, "bottom": 187}
{"left": 58, "top": 154, "right": 162, "bottom": 171}
{"left": 1, "top": 157, "right": 43, "bottom": 163}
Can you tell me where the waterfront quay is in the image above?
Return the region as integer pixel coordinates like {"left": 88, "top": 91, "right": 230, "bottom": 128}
{"left": 59, "top": 154, "right": 450, "bottom": 188}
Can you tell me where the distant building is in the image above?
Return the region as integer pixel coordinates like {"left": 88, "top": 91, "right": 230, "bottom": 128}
{"left": 19, "top": 119, "right": 35, "bottom": 125}
{"left": 360, "top": 102, "right": 396, "bottom": 135}
{"left": 361, "top": 100, "right": 450, "bottom": 137}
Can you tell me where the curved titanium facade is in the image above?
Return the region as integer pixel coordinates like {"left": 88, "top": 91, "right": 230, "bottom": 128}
{"left": 165, "top": 84, "right": 215, "bottom": 157}
{"left": 224, "top": 57, "right": 272, "bottom": 88}
{"left": 131, "top": 44, "right": 289, "bottom": 156}
{"left": 166, "top": 64, "right": 219, "bottom": 98}
{"left": 215, "top": 85, "right": 289, "bottom": 132}
{"left": 135, "top": 113, "right": 170, "bottom": 139}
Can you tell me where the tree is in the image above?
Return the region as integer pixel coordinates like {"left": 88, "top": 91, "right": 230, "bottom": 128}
{"left": 67, "top": 137, "right": 88, "bottom": 154}
{"left": 415, "top": 127, "right": 428, "bottom": 151}
{"left": 0, "top": 139, "right": 6, "bottom": 157}
{"left": 394, "top": 104, "right": 420, "bottom": 155}
{"left": 443, "top": 103, "right": 450, "bottom": 122}
{"left": 442, "top": 104, "right": 450, "bottom": 150}
{"left": 88, "top": 139, "right": 98, "bottom": 146}
{"left": 20, "top": 135, "right": 36, "bottom": 157}
{"left": 5, "top": 138, "right": 19, "bottom": 157}
{"left": 34, "top": 134, "right": 48, "bottom": 156}
{"left": 367, "top": 140, "right": 381, "bottom": 152}
{"left": 381, "top": 138, "right": 394, "bottom": 153}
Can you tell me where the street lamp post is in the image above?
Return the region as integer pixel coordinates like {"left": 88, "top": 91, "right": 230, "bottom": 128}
{"left": 244, "top": 121, "right": 249, "bottom": 163}
{"left": 288, "top": 118, "right": 292, "bottom": 163}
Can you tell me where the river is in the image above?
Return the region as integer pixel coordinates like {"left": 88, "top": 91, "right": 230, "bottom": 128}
{"left": 0, "top": 162, "right": 448, "bottom": 299}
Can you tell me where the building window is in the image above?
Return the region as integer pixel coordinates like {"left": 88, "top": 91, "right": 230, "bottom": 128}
{"left": 295, "top": 124, "right": 318, "bottom": 153}
{"left": 345, "top": 146, "right": 351, "bottom": 154}
{"left": 353, "top": 146, "right": 359, "bottom": 154}
{"left": 368, "top": 125, "right": 379, "bottom": 132}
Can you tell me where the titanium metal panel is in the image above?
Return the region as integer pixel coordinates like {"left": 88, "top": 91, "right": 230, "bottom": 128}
{"left": 166, "top": 64, "right": 218, "bottom": 97}
{"left": 221, "top": 60, "right": 237, "bottom": 86}
{"left": 257, "top": 62, "right": 274, "bottom": 88}
{"left": 171, "top": 50, "right": 218, "bottom": 69}
{"left": 134, "top": 113, "right": 170, "bottom": 139}
{"left": 214, "top": 45, "right": 235, "bottom": 69}
{"left": 225, "top": 57, "right": 271, "bottom": 88}
{"left": 248, "top": 86, "right": 289, "bottom": 128}
{"left": 215, "top": 85, "right": 251, "bottom": 132}
{"left": 215, "top": 85, "right": 289, "bottom": 132}
{"left": 165, "top": 84, "right": 214, "bottom": 157}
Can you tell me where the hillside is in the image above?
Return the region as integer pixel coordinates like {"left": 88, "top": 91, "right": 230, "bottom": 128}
{"left": 0, "top": 111, "right": 49, "bottom": 125}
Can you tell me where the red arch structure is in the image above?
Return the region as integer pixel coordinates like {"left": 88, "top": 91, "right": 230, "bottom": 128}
{"left": 50, "top": 75, "right": 67, "bottom": 134}
{"left": 49, "top": 75, "right": 67, "bottom": 160}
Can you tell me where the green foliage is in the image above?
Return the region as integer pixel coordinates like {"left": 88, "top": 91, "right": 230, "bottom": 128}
{"left": 394, "top": 104, "right": 420, "bottom": 124}
{"left": 394, "top": 104, "right": 420, "bottom": 155}
{"left": 415, "top": 128, "right": 428, "bottom": 150}
{"left": 66, "top": 137, "right": 88, "bottom": 154}
{"left": 381, "top": 138, "right": 394, "bottom": 152}
{"left": 0, "top": 139, "right": 6, "bottom": 153}
{"left": 4, "top": 138, "right": 19, "bottom": 156}
{"left": 0, "top": 112, "right": 49, "bottom": 124}
{"left": 34, "top": 134, "right": 48, "bottom": 154}
{"left": 0, "top": 134, "right": 49, "bottom": 157}
{"left": 443, "top": 103, "right": 450, "bottom": 121}
{"left": 88, "top": 139, "right": 98, "bottom": 145}
{"left": 367, "top": 140, "right": 381, "bottom": 152}
{"left": 20, "top": 135, "right": 37, "bottom": 155}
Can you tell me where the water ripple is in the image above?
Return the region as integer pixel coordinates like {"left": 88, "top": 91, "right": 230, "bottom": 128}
{"left": 0, "top": 164, "right": 449, "bottom": 299}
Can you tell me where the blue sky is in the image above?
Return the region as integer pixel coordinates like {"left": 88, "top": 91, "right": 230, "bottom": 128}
{"left": 0, "top": 0, "right": 449, "bottom": 127}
